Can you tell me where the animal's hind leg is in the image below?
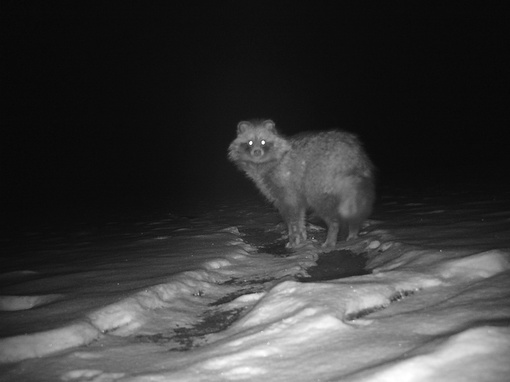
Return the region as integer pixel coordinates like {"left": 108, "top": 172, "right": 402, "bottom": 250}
{"left": 322, "top": 217, "right": 342, "bottom": 248}
{"left": 313, "top": 195, "right": 345, "bottom": 248}
{"left": 340, "top": 176, "right": 374, "bottom": 241}
{"left": 346, "top": 218, "right": 361, "bottom": 241}
{"left": 338, "top": 188, "right": 363, "bottom": 241}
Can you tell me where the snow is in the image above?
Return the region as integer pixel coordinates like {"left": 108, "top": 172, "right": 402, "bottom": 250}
{"left": 1, "top": 189, "right": 510, "bottom": 381}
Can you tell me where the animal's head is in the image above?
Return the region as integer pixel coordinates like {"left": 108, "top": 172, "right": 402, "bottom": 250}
{"left": 229, "top": 119, "right": 290, "bottom": 164}
{"left": 236, "top": 120, "right": 277, "bottom": 160}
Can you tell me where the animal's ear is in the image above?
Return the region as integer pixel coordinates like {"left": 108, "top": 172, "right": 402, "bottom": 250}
{"left": 262, "top": 120, "right": 276, "bottom": 132}
{"left": 237, "top": 121, "right": 252, "bottom": 134}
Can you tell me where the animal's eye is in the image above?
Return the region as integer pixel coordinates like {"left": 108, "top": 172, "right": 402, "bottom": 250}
{"left": 248, "top": 140, "right": 254, "bottom": 146}
{"left": 260, "top": 140, "right": 266, "bottom": 146}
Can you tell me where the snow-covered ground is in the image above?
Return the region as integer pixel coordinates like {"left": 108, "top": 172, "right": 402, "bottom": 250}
{"left": 1, "top": 185, "right": 510, "bottom": 382}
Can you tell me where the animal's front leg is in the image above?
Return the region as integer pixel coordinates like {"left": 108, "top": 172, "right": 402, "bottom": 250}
{"left": 280, "top": 205, "right": 307, "bottom": 248}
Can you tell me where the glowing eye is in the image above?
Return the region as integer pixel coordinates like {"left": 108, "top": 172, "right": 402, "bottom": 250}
{"left": 248, "top": 140, "right": 254, "bottom": 146}
{"left": 260, "top": 140, "right": 266, "bottom": 146}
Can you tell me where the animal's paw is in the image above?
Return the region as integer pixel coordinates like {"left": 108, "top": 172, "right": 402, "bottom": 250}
{"left": 286, "top": 237, "right": 307, "bottom": 249}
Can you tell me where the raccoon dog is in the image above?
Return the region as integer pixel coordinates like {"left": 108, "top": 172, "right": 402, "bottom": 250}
{"left": 228, "top": 119, "right": 375, "bottom": 249}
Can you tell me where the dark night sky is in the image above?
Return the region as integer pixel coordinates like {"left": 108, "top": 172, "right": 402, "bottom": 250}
{"left": 2, "top": 2, "right": 509, "bottom": 223}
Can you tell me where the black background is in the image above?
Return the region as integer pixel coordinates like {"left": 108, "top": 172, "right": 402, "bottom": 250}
{"left": 2, "top": 2, "right": 509, "bottom": 227}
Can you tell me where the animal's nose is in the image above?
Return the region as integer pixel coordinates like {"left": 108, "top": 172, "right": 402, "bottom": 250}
{"left": 252, "top": 148, "right": 263, "bottom": 157}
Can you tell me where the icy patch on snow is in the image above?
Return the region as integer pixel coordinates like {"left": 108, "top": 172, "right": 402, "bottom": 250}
{"left": 437, "top": 249, "right": 510, "bottom": 280}
{"left": 367, "top": 326, "right": 510, "bottom": 382}
{"left": 61, "top": 369, "right": 126, "bottom": 381}
{"left": 0, "top": 293, "right": 63, "bottom": 311}
{"left": 0, "top": 270, "right": 39, "bottom": 281}
{"left": 0, "top": 321, "right": 101, "bottom": 363}
{"left": 202, "top": 258, "right": 233, "bottom": 269}
{"left": 367, "top": 240, "right": 381, "bottom": 249}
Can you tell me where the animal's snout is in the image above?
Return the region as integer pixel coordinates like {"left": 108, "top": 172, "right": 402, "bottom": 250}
{"left": 251, "top": 148, "right": 263, "bottom": 157}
